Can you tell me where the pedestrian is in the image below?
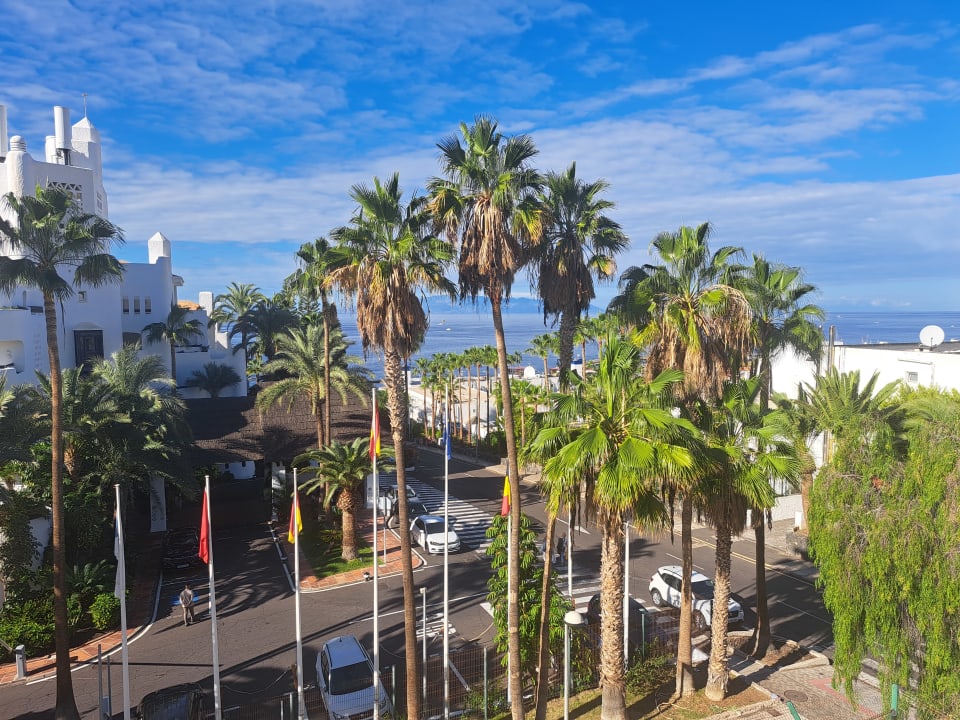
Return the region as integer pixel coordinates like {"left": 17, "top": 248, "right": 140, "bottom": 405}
{"left": 556, "top": 534, "right": 567, "bottom": 565}
{"left": 180, "top": 584, "right": 195, "bottom": 626}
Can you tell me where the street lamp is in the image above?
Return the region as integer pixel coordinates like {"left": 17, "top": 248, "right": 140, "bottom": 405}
{"left": 420, "top": 587, "right": 427, "bottom": 712}
{"left": 563, "top": 610, "right": 585, "bottom": 720}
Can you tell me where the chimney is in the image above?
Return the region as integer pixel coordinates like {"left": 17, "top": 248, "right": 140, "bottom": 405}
{"left": 54, "top": 106, "right": 72, "bottom": 165}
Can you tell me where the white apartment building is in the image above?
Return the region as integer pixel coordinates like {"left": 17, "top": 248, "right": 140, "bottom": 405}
{"left": 0, "top": 104, "right": 246, "bottom": 398}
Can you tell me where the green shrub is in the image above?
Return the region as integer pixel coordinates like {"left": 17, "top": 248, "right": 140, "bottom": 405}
{"left": 625, "top": 649, "right": 673, "bottom": 697}
{"left": 67, "top": 594, "right": 84, "bottom": 633}
{"left": 0, "top": 598, "right": 55, "bottom": 658}
{"left": 89, "top": 593, "right": 120, "bottom": 631}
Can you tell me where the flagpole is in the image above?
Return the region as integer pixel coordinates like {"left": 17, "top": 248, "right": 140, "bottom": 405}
{"left": 204, "top": 475, "right": 223, "bottom": 720}
{"left": 293, "top": 469, "right": 305, "bottom": 719}
{"left": 113, "top": 484, "right": 131, "bottom": 720}
{"left": 371, "top": 388, "right": 381, "bottom": 720}
{"left": 443, "top": 390, "right": 450, "bottom": 720}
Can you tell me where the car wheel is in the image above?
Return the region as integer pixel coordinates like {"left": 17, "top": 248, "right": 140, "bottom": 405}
{"left": 693, "top": 611, "right": 707, "bottom": 634}
{"left": 650, "top": 589, "right": 663, "bottom": 607}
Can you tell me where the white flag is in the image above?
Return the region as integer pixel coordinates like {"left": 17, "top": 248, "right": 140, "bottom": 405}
{"left": 114, "top": 510, "right": 126, "bottom": 600}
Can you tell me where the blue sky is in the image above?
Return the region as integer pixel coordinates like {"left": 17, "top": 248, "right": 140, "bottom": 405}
{"left": 2, "top": 1, "right": 958, "bottom": 311}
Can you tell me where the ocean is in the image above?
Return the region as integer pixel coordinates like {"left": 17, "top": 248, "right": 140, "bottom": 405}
{"left": 339, "top": 309, "right": 960, "bottom": 380}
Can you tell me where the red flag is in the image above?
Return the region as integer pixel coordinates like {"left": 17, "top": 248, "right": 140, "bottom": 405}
{"left": 199, "top": 488, "right": 210, "bottom": 564}
{"left": 500, "top": 476, "right": 511, "bottom": 517}
{"left": 288, "top": 490, "right": 303, "bottom": 544}
{"left": 369, "top": 396, "right": 380, "bottom": 460}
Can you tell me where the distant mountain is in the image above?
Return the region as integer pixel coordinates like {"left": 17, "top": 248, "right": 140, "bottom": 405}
{"left": 423, "top": 295, "right": 604, "bottom": 316}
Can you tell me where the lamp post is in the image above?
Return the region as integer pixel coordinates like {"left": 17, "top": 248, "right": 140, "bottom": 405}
{"left": 421, "top": 587, "right": 427, "bottom": 713}
{"left": 563, "top": 610, "right": 584, "bottom": 720}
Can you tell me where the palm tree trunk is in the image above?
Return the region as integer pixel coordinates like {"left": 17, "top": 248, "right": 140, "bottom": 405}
{"left": 169, "top": 345, "right": 178, "bottom": 393}
{"left": 383, "top": 350, "right": 420, "bottom": 720}
{"left": 492, "top": 297, "right": 524, "bottom": 720}
{"left": 323, "top": 304, "right": 332, "bottom": 444}
{"left": 341, "top": 506, "right": 358, "bottom": 562}
{"left": 706, "top": 521, "right": 733, "bottom": 700}
{"left": 749, "top": 513, "right": 771, "bottom": 658}
{"left": 599, "top": 513, "right": 626, "bottom": 720}
{"left": 534, "top": 509, "right": 558, "bottom": 720}
{"left": 558, "top": 311, "right": 576, "bottom": 389}
{"left": 675, "top": 495, "right": 695, "bottom": 698}
{"left": 45, "top": 294, "right": 80, "bottom": 720}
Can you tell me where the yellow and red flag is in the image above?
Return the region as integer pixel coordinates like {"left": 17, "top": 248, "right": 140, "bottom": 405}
{"left": 369, "top": 396, "right": 381, "bottom": 460}
{"left": 500, "top": 476, "right": 511, "bottom": 516}
{"left": 288, "top": 490, "right": 303, "bottom": 544}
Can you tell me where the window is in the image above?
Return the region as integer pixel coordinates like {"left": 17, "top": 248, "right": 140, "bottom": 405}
{"left": 122, "top": 296, "right": 130, "bottom": 314}
{"left": 133, "top": 297, "right": 141, "bottom": 314}
{"left": 78, "top": 291, "right": 87, "bottom": 303}
{"left": 144, "top": 296, "right": 152, "bottom": 314}
{"left": 905, "top": 371, "right": 919, "bottom": 383}
{"left": 74, "top": 330, "right": 104, "bottom": 374}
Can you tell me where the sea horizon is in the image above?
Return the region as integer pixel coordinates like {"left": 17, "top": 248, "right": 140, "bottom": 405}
{"left": 338, "top": 308, "right": 960, "bottom": 380}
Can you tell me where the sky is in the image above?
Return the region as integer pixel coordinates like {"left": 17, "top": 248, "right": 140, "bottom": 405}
{"left": 1, "top": 0, "right": 958, "bottom": 312}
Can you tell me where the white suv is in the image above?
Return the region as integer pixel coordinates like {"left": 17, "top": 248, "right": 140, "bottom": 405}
{"left": 649, "top": 565, "right": 743, "bottom": 632}
{"left": 316, "top": 635, "right": 392, "bottom": 720}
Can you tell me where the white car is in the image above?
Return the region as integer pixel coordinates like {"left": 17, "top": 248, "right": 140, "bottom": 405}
{"left": 316, "top": 635, "right": 392, "bottom": 720}
{"left": 410, "top": 514, "right": 460, "bottom": 554}
{"left": 649, "top": 565, "right": 744, "bottom": 632}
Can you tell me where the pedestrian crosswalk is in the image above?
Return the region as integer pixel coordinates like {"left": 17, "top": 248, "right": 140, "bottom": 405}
{"left": 417, "top": 608, "right": 457, "bottom": 640}
{"left": 406, "top": 478, "right": 494, "bottom": 554}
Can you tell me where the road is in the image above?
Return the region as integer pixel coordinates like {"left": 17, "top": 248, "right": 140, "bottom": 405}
{"left": 1, "top": 449, "right": 833, "bottom": 718}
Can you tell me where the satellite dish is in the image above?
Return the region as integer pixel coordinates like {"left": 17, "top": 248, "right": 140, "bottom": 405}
{"left": 919, "top": 324, "right": 945, "bottom": 348}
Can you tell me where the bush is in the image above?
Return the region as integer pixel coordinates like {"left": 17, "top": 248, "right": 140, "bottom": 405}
{"left": 0, "top": 598, "right": 55, "bottom": 658}
{"left": 89, "top": 593, "right": 121, "bottom": 631}
{"left": 625, "top": 650, "right": 674, "bottom": 697}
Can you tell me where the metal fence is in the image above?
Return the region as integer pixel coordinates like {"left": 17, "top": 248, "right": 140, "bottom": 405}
{"left": 217, "top": 617, "right": 682, "bottom": 720}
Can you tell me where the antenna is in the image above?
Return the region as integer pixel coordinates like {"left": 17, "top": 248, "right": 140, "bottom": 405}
{"left": 919, "top": 324, "right": 945, "bottom": 349}
{"left": 82, "top": 93, "right": 88, "bottom": 118}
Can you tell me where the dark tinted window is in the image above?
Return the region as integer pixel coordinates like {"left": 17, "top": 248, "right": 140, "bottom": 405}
{"left": 663, "top": 573, "right": 681, "bottom": 591}
{"left": 691, "top": 579, "right": 715, "bottom": 599}
{"left": 330, "top": 660, "right": 373, "bottom": 694}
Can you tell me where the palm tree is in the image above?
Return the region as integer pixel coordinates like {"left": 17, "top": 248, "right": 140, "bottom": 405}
{"left": 209, "top": 282, "right": 265, "bottom": 362}
{"left": 185, "top": 361, "right": 243, "bottom": 398}
{"left": 330, "top": 172, "right": 455, "bottom": 720}
{"left": 608, "top": 222, "right": 751, "bottom": 698}
{"left": 527, "top": 336, "right": 696, "bottom": 720}
{"left": 230, "top": 298, "right": 298, "bottom": 367}
{"left": 430, "top": 116, "right": 541, "bottom": 717}
{"left": 735, "top": 254, "right": 823, "bottom": 658}
{"left": 142, "top": 304, "right": 203, "bottom": 389}
{"left": 701, "top": 378, "right": 799, "bottom": 700}
{"left": 257, "top": 323, "right": 370, "bottom": 448}
{"left": 294, "top": 438, "right": 371, "bottom": 561}
{"left": 0, "top": 185, "right": 124, "bottom": 720}
{"left": 531, "top": 163, "right": 627, "bottom": 387}
{"left": 527, "top": 332, "right": 559, "bottom": 390}
{"left": 284, "top": 238, "right": 349, "bottom": 442}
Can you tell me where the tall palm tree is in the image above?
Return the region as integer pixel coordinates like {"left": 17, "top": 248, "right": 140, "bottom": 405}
{"left": 184, "top": 361, "right": 243, "bottom": 398}
{"left": 209, "top": 281, "right": 265, "bottom": 361}
{"left": 142, "top": 304, "right": 203, "bottom": 389}
{"left": 430, "top": 116, "right": 541, "bottom": 717}
{"left": 294, "top": 438, "right": 371, "bottom": 561}
{"left": 527, "top": 332, "right": 559, "bottom": 389}
{"left": 734, "top": 254, "right": 823, "bottom": 658}
{"left": 527, "top": 336, "right": 696, "bottom": 720}
{"left": 330, "top": 172, "right": 455, "bottom": 720}
{"left": 608, "top": 222, "right": 751, "bottom": 698}
{"left": 284, "top": 238, "right": 349, "bottom": 442}
{"left": 230, "top": 298, "right": 298, "bottom": 367}
{"left": 0, "top": 185, "right": 124, "bottom": 720}
{"left": 531, "top": 163, "right": 627, "bottom": 388}
{"left": 701, "top": 378, "right": 799, "bottom": 700}
{"left": 257, "top": 323, "right": 370, "bottom": 448}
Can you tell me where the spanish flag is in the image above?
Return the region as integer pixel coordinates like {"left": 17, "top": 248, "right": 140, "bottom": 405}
{"left": 288, "top": 490, "right": 303, "bottom": 544}
{"left": 369, "top": 395, "right": 381, "bottom": 461}
{"left": 500, "top": 475, "right": 511, "bottom": 516}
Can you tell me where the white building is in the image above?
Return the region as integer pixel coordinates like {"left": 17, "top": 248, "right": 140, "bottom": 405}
{"left": 0, "top": 103, "right": 246, "bottom": 398}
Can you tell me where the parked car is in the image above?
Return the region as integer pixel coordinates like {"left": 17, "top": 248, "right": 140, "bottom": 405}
{"left": 137, "top": 682, "right": 205, "bottom": 720}
{"left": 410, "top": 514, "right": 460, "bottom": 554}
{"left": 162, "top": 528, "right": 201, "bottom": 571}
{"left": 648, "top": 565, "right": 743, "bottom": 632}
{"left": 316, "top": 635, "right": 393, "bottom": 720}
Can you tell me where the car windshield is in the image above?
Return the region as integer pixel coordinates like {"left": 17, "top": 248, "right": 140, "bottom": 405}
{"left": 329, "top": 660, "right": 372, "bottom": 695}
{"left": 424, "top": 521, "right": 447, "bottom": 535}
{"left": 691, "top": 579, "right": 715, "bottom": 599}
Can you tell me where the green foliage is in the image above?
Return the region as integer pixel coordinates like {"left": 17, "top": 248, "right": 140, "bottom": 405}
{"left": 0, "top": 597, "right": 55, "bottom": 657}
{"left": 625, "top": 648, "right": 674, "bottom": 697}
{"left": 89, "top": 593, "right": 121, "bottom": 631}
{"left": 67, "top": 560, "right": 112, "bottom": 605}
{"left": 0, "top": 490, "right": 40, "bottom": 599}
{"left": 485, "top": 513, "right": 570, "bottom": 688}
{"left": 810, "top": 387, "right": 960, "bottom": 716}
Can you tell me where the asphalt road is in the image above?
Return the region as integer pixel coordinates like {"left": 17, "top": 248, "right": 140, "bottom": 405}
{"left": 1, "top": 448, "right": 834, "bottom": 718}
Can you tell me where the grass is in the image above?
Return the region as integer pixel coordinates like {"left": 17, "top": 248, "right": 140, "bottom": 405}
{"left": 298, "top": 518, "right": 376, "bottom": 576}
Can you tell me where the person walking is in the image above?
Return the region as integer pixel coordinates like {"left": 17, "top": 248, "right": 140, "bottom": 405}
{"left": 180, "top": 584, "right": 195, "bottom": 626}
{"left": 556, "top": 534, "right": 567, "bottom": 565}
